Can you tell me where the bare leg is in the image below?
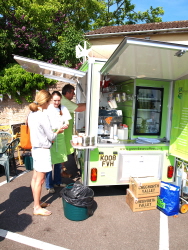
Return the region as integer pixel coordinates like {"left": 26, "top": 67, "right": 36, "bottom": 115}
{"left": 33, "top": 171, "right": 45, "bottom": 208}
{"left": 31, "top": 170, "right": 50, "bottom": 208}
{"left": 31, "top": 170, "right": 51, "bottom": 215}
{"left": 31, "top": 169, "right": 37, "bottom": 199}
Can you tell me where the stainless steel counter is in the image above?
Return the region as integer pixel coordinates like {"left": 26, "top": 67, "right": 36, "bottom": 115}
{"left": 97, "top": 142, "right": 169, "bottom": 148}
{"left": 71, "top": 140, "right": 169, "bottom": 150}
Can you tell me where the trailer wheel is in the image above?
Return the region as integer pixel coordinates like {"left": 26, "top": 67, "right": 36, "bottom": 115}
{"left": 180, "top": 204, "right": 188, "bottom": 214}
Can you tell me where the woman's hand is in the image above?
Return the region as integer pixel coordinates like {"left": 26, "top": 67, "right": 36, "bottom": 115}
{"left": 62, "top": 124, "right": 69, "bottom": 130}
{"left": 56, "top": 127, "right": 64, "bottom": 134}
{"left": 56, "top": 123, "right": 69, "bottom": 134}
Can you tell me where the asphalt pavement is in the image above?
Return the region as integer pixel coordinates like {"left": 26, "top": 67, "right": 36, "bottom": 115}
{"left": 0, "top": 163, "right": 188, "bottom": 250}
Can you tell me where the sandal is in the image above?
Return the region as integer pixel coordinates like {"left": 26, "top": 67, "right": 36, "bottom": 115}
{"left": 33, "top": 208, "right": 52, "bottom": 216}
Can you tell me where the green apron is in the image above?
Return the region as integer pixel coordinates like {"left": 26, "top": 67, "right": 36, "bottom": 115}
{"left": 50, "top": 133, "right": 67, "bottom": 164}
{"left": 64, "top": 113, "right": 74, "bottom": 155}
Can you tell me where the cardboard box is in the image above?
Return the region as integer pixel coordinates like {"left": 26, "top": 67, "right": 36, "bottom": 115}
{"left": 129, "top": 176, "right": 161, "bottom": 198}
{"left": 126, "top": 189, "right": 157, "bottom": 212}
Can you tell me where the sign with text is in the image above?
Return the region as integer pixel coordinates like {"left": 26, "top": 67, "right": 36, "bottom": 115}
{"left": 99, "top": 153, "right": 117, "bottom": 167}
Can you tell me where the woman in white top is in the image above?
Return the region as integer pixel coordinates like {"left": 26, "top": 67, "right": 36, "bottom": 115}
{"left": 46, "top": 91, "right": 72, "bottom": 193}
{"left": 28, "top": 90, "right": 64, "bottom": 216}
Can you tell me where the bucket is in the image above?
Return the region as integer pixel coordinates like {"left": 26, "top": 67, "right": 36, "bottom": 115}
{"left": 23, "top": 155, "right": 33, "bottom": 170}
{"left": 61, "top": 183, "right": 94, "bottom": 221}
{"left": 62, "top": 198, "right": 89, "bottom": 221}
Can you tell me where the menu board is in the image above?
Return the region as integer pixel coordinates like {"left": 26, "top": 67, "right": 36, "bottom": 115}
{"left": 169, "top": 79, "right": 188, "bottom": 160}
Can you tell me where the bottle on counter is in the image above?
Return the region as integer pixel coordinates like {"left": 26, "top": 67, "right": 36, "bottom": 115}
{"left": 123, "top": 124, "right": 128, "bottom": 129}
{"left": 117, "top": 124, "right": 128, "bottom": 140}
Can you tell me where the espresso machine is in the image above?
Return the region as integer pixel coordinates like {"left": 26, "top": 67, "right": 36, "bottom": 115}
{"left": 98, "top": 109, "right": 123, "bottom": 138}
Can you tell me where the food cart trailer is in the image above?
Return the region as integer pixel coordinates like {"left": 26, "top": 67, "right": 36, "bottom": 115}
{"left": 14, "top": 37, "right": 188, "bottom": 187}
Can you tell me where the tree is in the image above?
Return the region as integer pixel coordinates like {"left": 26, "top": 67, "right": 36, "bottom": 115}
{"left": 0, "top": 0, "right": 94, "bottom": 102}
{"left": 0, "top": 0, "right": 164, "bottom": 103}
{"left": 0, "top": 64, "right": 56, "bottom": 104}
{"left": 0, "top": 0, "right": 90, "bottom": 69}
{"left": 0, "top": 0, "right": 164, "bottom": 68}
{"left": 92, "top": 0, "right": 164, "bottom": 29}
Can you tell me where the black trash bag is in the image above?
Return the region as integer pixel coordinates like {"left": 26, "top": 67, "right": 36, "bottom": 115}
{"left": 61, "top": 182, "right": 94, "bottom": 209}
{"left": 66, "top": 182, "right": 93, "bottom": 199}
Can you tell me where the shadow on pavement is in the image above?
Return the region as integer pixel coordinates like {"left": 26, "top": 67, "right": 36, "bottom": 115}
{"left": 0, "top": 186, "right": 33, "bottom": 234}
{"left": 0, "top": 236, "right": 5, "bottom": 242}
{"left": 92, "top": 185, "right": 129, "bottom": 197}
{"left": 0, "top": 184, "right": 63, "bottom": 243}
{"left": 41, "top": 188, "right": 64, "bottom": 204}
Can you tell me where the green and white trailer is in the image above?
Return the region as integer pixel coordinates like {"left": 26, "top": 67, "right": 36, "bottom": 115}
{"left": 14, "top": 37, "right": 188, "bottom": 186}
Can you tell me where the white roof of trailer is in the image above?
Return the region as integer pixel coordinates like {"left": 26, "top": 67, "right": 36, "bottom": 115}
{"left": 100, "top": 37, "right": 188, "bottom": 81}
{"left": 13, "top": 55, "right": 86, "bottom": 84}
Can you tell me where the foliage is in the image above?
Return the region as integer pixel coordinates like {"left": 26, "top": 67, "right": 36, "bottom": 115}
{"left": 0, "top": 0, "right": 164, "bottom": 68}
{"left": 58, "top": 0, "right": 105, "bottom": 31}
{"left": 0, "top": 64, "right": 56, "bottom": 104}
{"left": 0, "top": 0, "right": 90, "bottom": 102}
{"left": 0, "top": 0, "right": 164, "bottom": 103}
{"left": 92, "top": 0, "right": 164, "bottom": 28}
{"left": 54, "top": 26, "right": 86, "bottom": 68}
{"left": 0, "top": 0, "right": 104, "bottom": 69}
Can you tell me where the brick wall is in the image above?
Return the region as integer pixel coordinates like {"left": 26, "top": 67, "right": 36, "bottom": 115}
{"left": 0, "top": 81, "right": 73, "bottom": 125}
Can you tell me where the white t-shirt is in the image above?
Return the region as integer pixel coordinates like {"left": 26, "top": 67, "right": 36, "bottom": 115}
{"left": 28, "top": 110, "right": 56, "bottom": 148}
{"left": 47, "top": 104, "right": 72, "bottom": 130}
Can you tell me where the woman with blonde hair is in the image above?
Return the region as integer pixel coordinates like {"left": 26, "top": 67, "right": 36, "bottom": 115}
{"left": 28, "top": 90, "right": 64, "bottom": 216}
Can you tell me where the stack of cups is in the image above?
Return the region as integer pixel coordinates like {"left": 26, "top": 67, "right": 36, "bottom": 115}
{"left": 72, "top": 134, "right": 95, "bottom": 147}
{"left": 72, "top": 135, "right": 78, "bottom": 146}
{"left": 110, "top": 127, "right": 114, "bottom": 139}
{"left": 113, "top": 124, "right": 117, "bottom": 139}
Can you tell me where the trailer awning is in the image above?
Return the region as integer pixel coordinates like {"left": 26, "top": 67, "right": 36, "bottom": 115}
{"left": 100, "top": 37, "right": 188, "bottom": 81}
{"left": 13, "top": 55, "right": 86, "bottom": 84}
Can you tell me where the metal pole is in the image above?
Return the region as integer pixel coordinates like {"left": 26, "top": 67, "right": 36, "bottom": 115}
{"left": 83, "top": 58, "right": 94, "bottom": 186}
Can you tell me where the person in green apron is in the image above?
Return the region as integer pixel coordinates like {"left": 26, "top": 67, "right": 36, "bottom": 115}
{"left": 61, "top": 84, "right": 86, "bottom": 176}
{"left": 46, "top": 91, "right": 72, "bottom": 193}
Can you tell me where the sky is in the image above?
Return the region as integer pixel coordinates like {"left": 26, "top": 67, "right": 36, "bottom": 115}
{"left": 131, "top": 0, "right": 188, "bottom": 23}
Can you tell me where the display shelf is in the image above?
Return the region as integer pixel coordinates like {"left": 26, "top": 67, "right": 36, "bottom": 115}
{"left": 138, "top": 97, "right": 156, "bottom": 100}
{"left": 137, "top": 97, "right": 161, "bottom": 101}
{"left": 137, "top": 109, "right": 158, "bottom": 112}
